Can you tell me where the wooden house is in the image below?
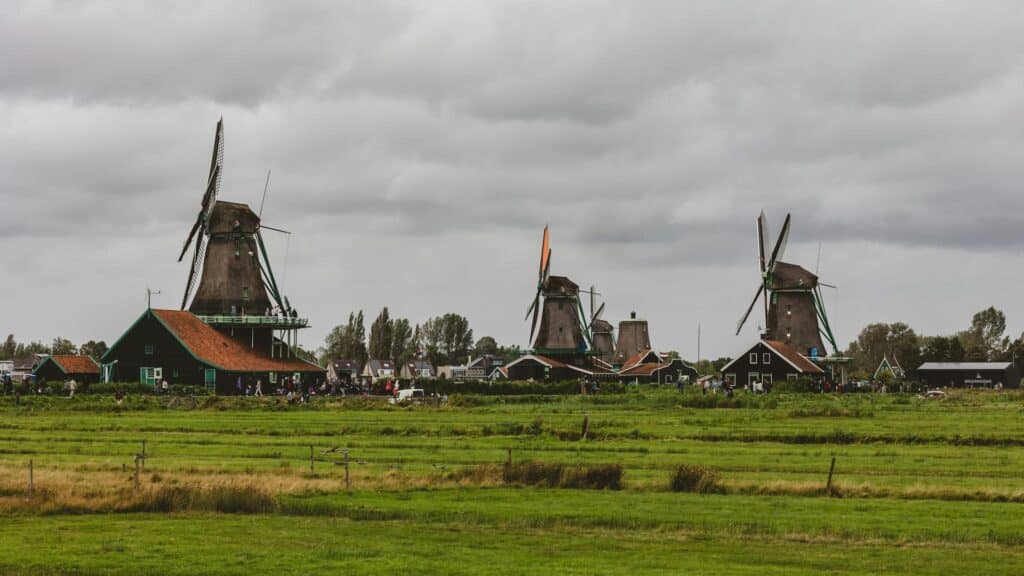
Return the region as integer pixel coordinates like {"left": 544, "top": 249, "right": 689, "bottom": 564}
{"left": 617, "top": 349, "right": 698, "bottom": 384}
{"left": 101, "top": 308, "right": 324, "bottom": 394}
{"left": 720, "top": 339, "right": 824, "bottom": 389}
{"left": 504, "top": 354, "right": 617, "bottom": 381}
{"left": 33, "top": 355, "right": 100, "bottom": 384}
{"left": 873, "top": 355, "right": 905, "bottom": 380}
{"left": 916, "top": 362, "right": 1020, "bottom": 389}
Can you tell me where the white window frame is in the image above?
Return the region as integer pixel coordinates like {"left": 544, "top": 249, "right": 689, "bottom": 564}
{"left": 787, "top": 373, "right": 798, "bottom": 381}
{"left": 763, "top": 353, "right": 771, "bottom": 365}
{"left": 748, "top": 372, "right": 760, "bottom": 386}
{"left": 762, "top": 373, "right": 773, "bottom": 386}
{"left": 749, "top": 353, "right": 758, "bottom": 365}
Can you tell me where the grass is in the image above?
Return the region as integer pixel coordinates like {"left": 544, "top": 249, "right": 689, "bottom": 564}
{"left": 1, "top": 388, "right": 1024, "bottom": 573}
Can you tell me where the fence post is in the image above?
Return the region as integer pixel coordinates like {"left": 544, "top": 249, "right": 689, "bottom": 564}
{"left": 826, "top": 456, "right": 836, "bottom": 495}
{"left": 134, "top": 454, "right": 141, "bottom": 491}
{"left": 28, "top": 459, "right": 33, "bottom": 496}
{"left": 506, "top": 448, "right": 512, "bottom": 467}
{"left": 344, "top": 450, "right": 350, "bottom": 490}
{"left": 309, "top": 445, "right": 314, "bottom": 474}
{"left": 581, "top": 414, "right": 590, "bottom": 441}
{"left": 141, "top": 440, "right": 146, "bottom": 471}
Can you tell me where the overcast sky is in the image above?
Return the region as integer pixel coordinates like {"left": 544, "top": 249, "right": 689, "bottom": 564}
{"left": 4, "top": 1, "right": 1024, "bottom": 359}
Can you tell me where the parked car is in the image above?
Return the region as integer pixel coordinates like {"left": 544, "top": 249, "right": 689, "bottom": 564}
{"left": 389, "top": 388, "right": 426, "bottom": 404}
{"left": 924, "top": 390, "right": 947, "bottom": 399}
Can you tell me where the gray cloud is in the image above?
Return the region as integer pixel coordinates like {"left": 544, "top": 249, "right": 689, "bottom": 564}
{"left": 4, "top": 1, "right": 1024, "bottom": 358}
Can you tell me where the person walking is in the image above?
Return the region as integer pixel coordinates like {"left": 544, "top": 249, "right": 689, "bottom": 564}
{"left": 255, "top": 378, "right": 263, "bottom": 397}
{"left": 68, "top": 378, "right": 77, "bottom": 398}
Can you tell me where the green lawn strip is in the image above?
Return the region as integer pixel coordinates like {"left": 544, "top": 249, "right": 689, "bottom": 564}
{"left": 0, "top": 513, "right": 1022, "bottom": 575}
{"left": 278, "top": 488, "right": 1024, "bottom": 546}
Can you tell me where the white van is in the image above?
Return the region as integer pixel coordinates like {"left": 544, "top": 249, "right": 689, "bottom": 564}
{"left": 389, "top": 388, "right": 426, "bottom": 404}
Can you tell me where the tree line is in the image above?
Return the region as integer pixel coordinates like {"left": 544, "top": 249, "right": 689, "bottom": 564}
{"left": 1, "top": 334, "right": 108, "bottom": 360}
{"left": 845, "top": 306, "right": 1023, "bottom": 377}
{"left": 317, "top": 308, "right": 522, "bottom": 369}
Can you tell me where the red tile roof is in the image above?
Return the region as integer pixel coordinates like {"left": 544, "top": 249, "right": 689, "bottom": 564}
{"left": 621, "top": 348, "right": 661, "bottom": 370}
{"left": 619, "top": 362, "right": 666, "bottom": 376}
{"left": 764, "top": 340, "right": 824, "bottom": 374}
{"left": 152, "top": 309, "right": 323, "bottom": 373}
{"left": 51, "top": 355, "right": 99, "bottom": 374}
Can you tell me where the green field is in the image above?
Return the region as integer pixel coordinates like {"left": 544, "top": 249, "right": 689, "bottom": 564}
{"left": 1, "top": 389, "right": 1023, "bottom": 574}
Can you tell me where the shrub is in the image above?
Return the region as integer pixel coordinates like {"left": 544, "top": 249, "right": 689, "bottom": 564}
{"left": 772, "top": 378, "right": 820, "bottom": 393}
{"left": 133, "top": 485, "right": 275, "bottom": 514}
{"left": 561, "top": 464, "right": 623, "bottom": 490}
{"left": 501, "top": 462, "right": 624, "bottom": 490}
{"left": 503, "top": 462, "right": 564, "bottom": 487}
{"left": 669, "top": 464, "right": 719, "bottom": 493}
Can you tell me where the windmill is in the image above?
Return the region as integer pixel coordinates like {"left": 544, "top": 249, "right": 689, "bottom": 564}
{"left": 524, "top": 227, "right": 592, "bottom": 355}
{"left": 585, "top": 285, "right": 615, "bottom": 362}
{"left": 735, "top": 211, "right": 838, "bottom": 357}
{"left": 177, "top": 119, "right": 306, "bottom": 355}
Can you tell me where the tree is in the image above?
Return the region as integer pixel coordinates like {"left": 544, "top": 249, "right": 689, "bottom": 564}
{"left": 440, "top": 313, "right": 473, "bottom": 365}
{"left": 420, "top": 314, "right": 474, "bottom": 366}
{"left": 79, "top": 340, "right": 108, "bottom": 360}
{"left": 920, "top": 335, "right": 965, "bottom": 363}
{"left": 15, "top": 340, "right": 49, "bottom": 357}
{"left": 51, "top": 337, "right": 76, "bottom": 355}
{"left": 959, "top": 307, "right": 1009, "bottom": 361}
{"left": 473, "top": 336, "right": 499, "bottom": 357}
{"left": 368, "top": 307, "right": 393, "bottom": 361}
{"left": 846, "top": 322, "right": 920, "bottom": 376}
{"left": 420, "top": 317, "right": 445, "bottom": 367}
{"left": 391, "top": 318, "right": 414, "bottom": 367}
{"left": 320, "top": 311, "right": 367, "bottom": 366}
{"left": 1, "top": 335, "right": 15, "bottom": 359}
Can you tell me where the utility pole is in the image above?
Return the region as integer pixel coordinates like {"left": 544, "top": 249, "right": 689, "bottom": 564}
{"left": 146, "top": 288, "right": 161, "bottom": 309}
{"left": 697, "top": 323, "right": 701, "bottom": 364}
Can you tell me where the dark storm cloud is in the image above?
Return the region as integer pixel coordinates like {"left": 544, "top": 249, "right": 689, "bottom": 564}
{"left": 5, "top": 1, "right": 1024, "bottom": 356}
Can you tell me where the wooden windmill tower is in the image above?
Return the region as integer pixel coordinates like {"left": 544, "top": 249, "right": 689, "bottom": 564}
{"left": 525, "top": 227, "right": 593, "bottom": 357}
{"left": 735, "top": 211, "right": 838, "bottom": 357}
{"left": 177, "top": 119, "right": 307, "bottom": 357}
{"left": 586, "top": 286, "right": 615, "bottom": 363}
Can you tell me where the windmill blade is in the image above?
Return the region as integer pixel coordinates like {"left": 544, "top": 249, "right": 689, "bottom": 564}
{"left": 756, "top": 211, "right": 768, "bottom": 274}
{"left": 178, "top": 164, "right": 221, "bottom": 262}
{"left": 539, "top": 226, "right": 550, "bottom": 279}
{"left": 736, "top": 283, "right": 765, "bottom": 335}
{"left": 819, "top": 282, "right": 837, "bottom": 289}
{"left": 590, "top": 302, "right": 606, "bottom": 325}
{"left": 766, "top": 213, "right": 791, "bottom": 273}
{"left": 177, "top": 217, "right": 203, "bottom": 262}
{"left": 181, "top": 232, "right": 208, "bottom": 310}
{"left": 528, "top": 296, "right": 541, "bottom": 345}
{"left": 207, "top": 119, "right": 224, "bottom": 188}
{"left": 542, "top": 248, "right": 552, "bottom": 283}
{"left": 525, "top": 292, "right": 540, "bottom": 321}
